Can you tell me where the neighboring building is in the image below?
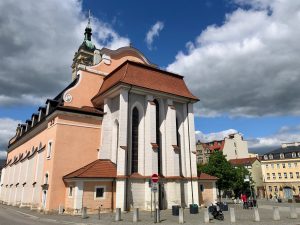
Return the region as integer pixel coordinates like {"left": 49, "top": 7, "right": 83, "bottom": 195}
{"left": 229, "top": 157, "right": 264, "bottom": 198}
{"left": 196, "top": 133, "right": 249, "bottom": 162}
{"left": 0, "top": 159, "right": 6, "bottom": 180}
{"left": 0, "top": 20, "right": 217, "bottom": 213}
{"left": 196, "top": 141, "right": 209, "bottom": 164}
{"left": 261, "top": 142, "right": 300, "bottom": 200}
{"left": 249, "top": 152, "right": 259, "bottom": 158}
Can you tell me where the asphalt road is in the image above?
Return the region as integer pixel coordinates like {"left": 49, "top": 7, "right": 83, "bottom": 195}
{"left": 0, "top": 205, "right": 60, "bottom": 225}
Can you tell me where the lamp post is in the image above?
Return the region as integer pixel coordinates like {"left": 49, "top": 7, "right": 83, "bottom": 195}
{"left": 244, "top": 175, "right": 253, "bottom": 200}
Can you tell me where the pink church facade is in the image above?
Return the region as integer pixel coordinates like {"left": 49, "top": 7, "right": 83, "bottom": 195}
{"left": 0, "top": 22, "right": 217, "bottom": 213}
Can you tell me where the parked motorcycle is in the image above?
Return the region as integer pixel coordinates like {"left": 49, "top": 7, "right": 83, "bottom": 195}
{"left": 208, "top": 202, "right": 224, "bottom": 220}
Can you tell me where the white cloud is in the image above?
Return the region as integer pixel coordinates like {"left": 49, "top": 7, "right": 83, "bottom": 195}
{"left": 167, "top": 1, "right": 300, "bottom": 117}
{"left": 145, "top": 21, "right": 164, "bottom": 50}
{"left": 0, "top": 0, "right": 130, "bottom": 107}
{"left": 248, "top": 125, "right": 300, "bottom": 150}
{"left": 195, "top": 129, "right": 238, "bottom": 143}
{"left": 0, "top": 118, "right": 21, "bottom": 159}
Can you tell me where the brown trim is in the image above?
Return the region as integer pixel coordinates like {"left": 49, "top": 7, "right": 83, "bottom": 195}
{"left": 172, "top": 145, "right": 180, "bottom": 153}
{"left": 151, "top": 143, "right": 159, "bottom": 150}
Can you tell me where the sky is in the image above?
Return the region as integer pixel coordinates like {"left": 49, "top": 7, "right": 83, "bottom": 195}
{"left": 1, "top": 0, "right": 300, "bottom": 158}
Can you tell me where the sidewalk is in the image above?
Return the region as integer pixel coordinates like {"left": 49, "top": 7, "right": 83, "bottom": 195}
{"left": 1, "top": 202, "right": 299, "bottom": 225}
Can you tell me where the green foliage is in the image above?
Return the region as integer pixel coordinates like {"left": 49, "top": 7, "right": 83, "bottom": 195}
{"left": 197, "top": 151, "right": 254, "bottom": 198}
{"left": 198, "top": 151, "right": 235, "bottom": 193}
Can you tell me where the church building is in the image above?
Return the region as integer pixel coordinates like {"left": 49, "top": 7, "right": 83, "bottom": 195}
{"left": 0, "top": 19, "right": 217, "bottom": 213}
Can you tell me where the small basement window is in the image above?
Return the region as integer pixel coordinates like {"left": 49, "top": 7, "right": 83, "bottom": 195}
{"left": 95, "top": 186, "right": 105, "bottom": 199}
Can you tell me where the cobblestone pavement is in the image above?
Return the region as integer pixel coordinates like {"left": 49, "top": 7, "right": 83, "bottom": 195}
{"left": 0, "top": 202, "right": 300, "bottom": 225}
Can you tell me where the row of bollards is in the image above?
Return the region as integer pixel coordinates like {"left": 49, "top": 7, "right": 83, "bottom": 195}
{"left": 81, "top": 205, "right": 298, "bottom": 223}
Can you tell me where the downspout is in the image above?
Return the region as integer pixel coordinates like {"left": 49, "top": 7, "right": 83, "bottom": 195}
{"left": 124, "top": 85, "right": 133, "bottom": 211}
{"left": 187, "top": 101, "right": 194, "bottom": 204}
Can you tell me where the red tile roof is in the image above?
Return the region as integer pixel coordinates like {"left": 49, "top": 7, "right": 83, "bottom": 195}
{"left": 63, "top": 159, "right": 117, "bottom": 179}
{"left": 198, "top": 173, "right": 218, "bottom": 180}
{"left": 229, "top": 157, "right": 258, "bottom": 166}
{"left": 92, "top": 60, "right": 199, "bottom": 103}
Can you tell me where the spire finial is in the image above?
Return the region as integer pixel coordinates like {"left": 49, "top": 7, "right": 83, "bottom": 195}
{"left": 87, "top": 10, "right": 91, "bottom": 28}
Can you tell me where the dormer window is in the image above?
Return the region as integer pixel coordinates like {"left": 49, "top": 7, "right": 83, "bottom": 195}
{"left": 280, "top": 153, "right": 285, "bottom": 159}
{"left": 298, "top": 152, "right": 300, "bottom": 157}
{"left": 264, "top": 155, "right": 268, "bottom": 160}
{"left": 269, "top": 154, "right": 273, "bottom": 160}
{"left": 292, "top": 152, "right": 296, "bottom": 158}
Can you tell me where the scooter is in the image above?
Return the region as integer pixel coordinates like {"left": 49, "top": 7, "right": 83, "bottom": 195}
{"left": 209, "top": 202, "right": 224, "bottom": 220}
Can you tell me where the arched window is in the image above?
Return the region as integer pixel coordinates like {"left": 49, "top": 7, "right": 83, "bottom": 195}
{"left": 131, "top": 107, "right": 139, "bottom": 173}
{"left": 112, "top": 120, "right": 119, "bottom": 163}
{"left": 153, "top": 99, "right": 161, "bottom": 175}
{"left": 176, "top": 117, "right": 183, "bottom": 176}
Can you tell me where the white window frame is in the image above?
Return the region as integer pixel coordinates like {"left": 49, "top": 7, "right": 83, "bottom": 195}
{"left": 46, "top": 140, "right": 53, "bottom": 159}
{"left": 94, "top": 186, "right": 106, "bottom": 200}
{"left": 290, "top": 172, "right": 293, "bottom": 179}
{"left": 68, "top": 186, "right": 73, "bottom": 198}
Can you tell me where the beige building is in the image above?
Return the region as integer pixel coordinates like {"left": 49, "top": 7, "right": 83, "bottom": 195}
{"left": 196, "top": 133, "right": 249, "bottom": 163}
{"left": 229, "top": 157, "right": 264, "bottom": 198}
{"left": 261, "top": 142, "right": 300, "bottom": 200}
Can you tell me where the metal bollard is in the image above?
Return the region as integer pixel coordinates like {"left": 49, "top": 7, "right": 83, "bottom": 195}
{"left": 253, "top": 208, "right": 260, "bottom": 222}
{"left": 154, "top": 208, "right": 160, "bottom": 223}
{"left": 290, "top": 205, "right": 298, "bottom": 219}
{"left": 273, "top": 206, "right": 280, "bottom": 221}
{"left": 115, "top": 208, "right": 121, "bottom": 221}
{"left": 204, "top": 208, "right": 209, "bottom": 223}
{"left": 230, "top": 207, "right": 236, "bottom": 223}
{"left": 133, "top": 208, "right": 139, "bottom": 222}
{"left": 58, "top": 204, "right": 64, "bottom": 215}
{"left": 81, "top": 207, "right": 88, "bottom": 219}
{"left": 179, "top": 208, "right": 184, "bottom": 224}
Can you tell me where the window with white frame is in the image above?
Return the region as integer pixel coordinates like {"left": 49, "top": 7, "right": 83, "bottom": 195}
{"left": 272, "top": 173, "right": 276, "bottom": 179}
{"left": 282, "top": 163, "right": 286, "bottom": 168}
{"left": 292, "top": 152, "right": 296, "bottom": 158}
{"left": 280, "top": 153, "right": 284, "bottom": 159}
{"left": 296, "top": 172, "right": 300, "bottom": 178}
{"left": 288, "top": 163, "right": 291, "bottom": 168}
{"left": 278, "top": 173, "right": 282, "bottom": 179}
{"left": 264, "top": 155, "right": 268, "bottom": 160}
{"left": 271, "top": 163, "right": 274, "bottom": 169}
{"left": 200, "top": 184, "right": 204, "bottom": 192}
{"left": 267, "top": 173, "right": 270, "bottom": 180}
{"left": 68, "top": 186, "right": 73, "bottom": 197}
{"left": 294, "top": 163, "right": 298, "bottom": 167}
{"left": 47, "top": 141, "right": 53, "bottom": 159}
{"left": 266, "top": 164, "right": 269, "bottom": 169}
{"left": 269, "top": 154, "right": 273, "bottom": 159}
{"left": 290, "top": 172, "right": 293, "bottom": 179}
{"left": 274, "top": 186, "right": 278, "bottom": 192}
{"left": 277, "top": 163, "right": 280, "bottom": 168}
{"left": 284, "top": 172, "right": 287, "bottom": 179}
{"left": 94, "top": 186, "right": 105, "bottom": 199}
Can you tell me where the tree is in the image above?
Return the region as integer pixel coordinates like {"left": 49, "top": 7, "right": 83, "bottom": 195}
{"left": 232, "top": 166, "right": 252, "bottom": 198}
{"left": 198, "top": 151, "right": 235, "bottom": 201}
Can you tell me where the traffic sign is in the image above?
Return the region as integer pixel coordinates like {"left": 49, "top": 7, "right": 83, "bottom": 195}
{"left": 152, "top": 173, "right": 159, "bottom": 183}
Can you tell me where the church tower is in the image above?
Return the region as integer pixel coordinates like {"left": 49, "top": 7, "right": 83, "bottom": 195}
{"left": 71, "top": 11, "right": 96, "bottom": 80}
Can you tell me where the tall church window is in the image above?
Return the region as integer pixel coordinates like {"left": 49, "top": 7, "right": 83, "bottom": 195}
{"left": 154, "top": 99, "right": 162, "bottom": 175}
{"left": 131, "top": 107, "right": 139, "bottom": 173}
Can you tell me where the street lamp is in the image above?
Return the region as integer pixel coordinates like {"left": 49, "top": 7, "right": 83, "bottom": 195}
{"left": 244, "top": 175, "right": 253, "bottom": 200}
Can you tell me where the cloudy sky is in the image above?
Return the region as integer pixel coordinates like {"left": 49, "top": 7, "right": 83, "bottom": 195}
{"left": 1, "top": 0, "right": 300, "bottom": 158}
